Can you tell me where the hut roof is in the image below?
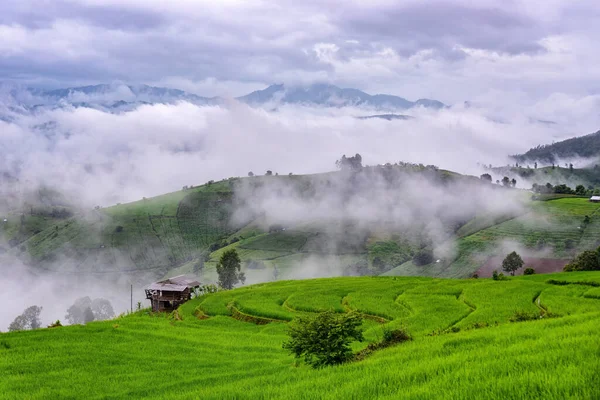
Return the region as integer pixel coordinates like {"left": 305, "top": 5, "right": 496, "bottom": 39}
{"left": 147, "top": 275, "right": 201, "bottom": 292}
{"left": 590, "top": 196, "right": 600, "bottom": 201}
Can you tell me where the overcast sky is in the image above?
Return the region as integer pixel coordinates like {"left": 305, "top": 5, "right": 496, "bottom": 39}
{"left": 1, "top": 0, "right": 599, "bottom": 103}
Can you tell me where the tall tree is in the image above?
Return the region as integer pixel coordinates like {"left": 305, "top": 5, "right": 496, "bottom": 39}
{"left": 216, "top": 249, "right": 245, "bottom": 289}
{"left": 501, "top": 176, "right": 511, "bottom": 187}
{"left": 502, "top": 251, "right": 524, "bottom": 276}
{"left": 91, "top": 298, "right": 115, "bottom": 321}
{"left": 480, "top": 173, "right": 492, "bottom": 182}
{"left": 8, "top": 305, "right": 42, "bottom": 332}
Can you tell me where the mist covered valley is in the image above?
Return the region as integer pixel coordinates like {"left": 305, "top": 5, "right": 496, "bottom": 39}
{"left": 2, "top": 86, "right": 600, "bottom": 331}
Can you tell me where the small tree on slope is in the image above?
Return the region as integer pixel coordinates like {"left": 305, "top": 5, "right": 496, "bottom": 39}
{"left": 502, "top": 251, "right": 524, "bottom": 276}
{"left": 283, "top": 310, "right": 364, "bottom": 368}
{"left": 216, "top": 249, "right": 245, "bottom": 289}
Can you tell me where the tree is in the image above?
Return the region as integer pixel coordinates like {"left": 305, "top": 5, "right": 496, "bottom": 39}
{"left": 510, "top": 178, "right": 517, "bottom": 188}
{"left": 91, "top": 298, "right": 115, "bottom": 321}
{"left": 65, "top": 297, "right": 92, "bottom": 324}
{"left": 564, "top": 247, "right": 600, "bottom": 271}
{"left": 248, "top": 171, "right": 254, "bottom": 177}
{"left": 480, "top": 173, "right": 492, "bottom": 182}
{"left": 569, "top": 163, "right": 574, "bottom": 172}
{"left": 282, "top": 310, "right": 364, "bottom": 368}
{"left": 83, "top": 307, "right": 95, "bottom": 323}
{"left": 216, "top": 249, "right": 245, "bottom": 289}
{"left": 534, "top": 162, "right": 538, "bottom": 169}
{"left": 576, "top": 185, "right": 586, "bottom": 195}
{"left": 335, "top": 154, "right": 363, "bottom": 172}
{"left": 502, "top": 251, "right": 524, "bottom": 276}
{"left": 66, "top": 297, "right": 113, "bottom": 324}
{"left": 8, "top": 305, "right": 42, "bottom": 332}
{"left": 265, "top": 170, "right": 273, "bottom": 176}
{"left": 501, "top": 176, "right": 511, "bottom": 187}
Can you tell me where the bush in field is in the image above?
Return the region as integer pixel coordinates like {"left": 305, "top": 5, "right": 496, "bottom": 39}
{"left": 523, "top": 267, "right": 535, "bottom": 275}
{"left": 564, "top": 247, "right": 600, "bottom": 271}
{"left": 502, "top": 251, "right": 524, "bottom": 276}
{"left": 283, "top": 310, "right": 364, "bottom": 368}
{"left": 492, "top": 270, "right": 507, "bottom": 281}
{"left": 8, "top": 305, "right": 42, "bottom": 332}
{"left": 216, "top": 249, "right": 245, "bottom": 289}
{"left": 510, "top": 311, "right": 540, "bottom": 322}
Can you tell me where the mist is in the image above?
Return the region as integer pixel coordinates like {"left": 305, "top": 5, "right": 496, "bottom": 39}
{"left": 1, "top": 95, "right": 599, "bottom": 330}
{"left": 1, "top": 96, "right": 597, "bottom": 209}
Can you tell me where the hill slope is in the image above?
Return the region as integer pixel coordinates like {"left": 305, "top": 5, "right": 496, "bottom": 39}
{"left": 513, "top": 130, "right": 600, "bottom": 164}
{"left": 10, "top": 167, "right": 600, "bottom": 283}
{"left": 1, "top": 273, "right": 599, "bottom": 399}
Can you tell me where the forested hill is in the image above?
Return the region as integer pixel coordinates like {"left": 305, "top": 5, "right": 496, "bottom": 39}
{"left": 513, "top": 130, "right": 600, "bottom": 164}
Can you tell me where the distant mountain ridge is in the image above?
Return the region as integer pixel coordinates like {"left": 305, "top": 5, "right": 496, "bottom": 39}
{"left": 239, "top": 83, "right": 445, "bottom": 109}
{"left": 0, "top": 82, "right": 446, "bottom": 114}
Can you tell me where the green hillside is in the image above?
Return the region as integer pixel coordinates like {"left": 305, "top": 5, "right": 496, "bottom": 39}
{"left": 1, "top": 273, "right": 599, "bottom": 399}
{"left": 513, "top": 129, "right": 600, "bottom": 164}
{"left": 8, "top": 168, "right": 600, "bottom": 282}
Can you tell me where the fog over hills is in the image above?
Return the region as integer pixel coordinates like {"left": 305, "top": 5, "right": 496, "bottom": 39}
{"left": 0, "top": 82, "right": 446, "bottom": 114}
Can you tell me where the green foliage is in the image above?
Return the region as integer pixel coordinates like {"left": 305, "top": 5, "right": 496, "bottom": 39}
{"left": 492, "top": 270, "right": 507, "bottom": 281}
{"left": 502, "top": 251, "right": 524, "bottom": 276}
{"left": 216, "top": 249, "right": 245, "bottom": 289}
{"left": 282, "top": 310, "right": 364, "bottom": 368}
{"left": 510, "top": 310, "right": 541, "bottom": 322}
{"left": 524, "top": 267, "right": 536, "bottom": 275}
{"left": 564, "top": 247, "right": 600, "bottom": 271}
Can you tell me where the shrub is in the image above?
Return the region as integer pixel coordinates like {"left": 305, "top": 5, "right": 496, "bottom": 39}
{"left": 510, "top": 311, "right": 540, "bottom": 322}
{"left": 492, "top": 270, "right": 508, "bottom": 281}
{"left": 523, "top": 267, "right": 535, "bottom": 275}
{"left": 382, "top": 327, "right": 411, "bottom": 344}
{"left": 114, "top": 225, "right": 124, "bottom": 233}
{"left": 282, "top": 310, "right": 364, "bottom": 368}
{"left": 564, "top": 247, "right": 600, "bottom": 271}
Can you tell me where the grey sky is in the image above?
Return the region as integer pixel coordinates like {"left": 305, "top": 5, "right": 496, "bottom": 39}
{"left": 0, "top": 0, "right": 599, "bottom": 103}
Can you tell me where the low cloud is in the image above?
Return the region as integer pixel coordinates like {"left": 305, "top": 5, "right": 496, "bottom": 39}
{"left": 0, "top": 98, "right": 597, "bottom": 209}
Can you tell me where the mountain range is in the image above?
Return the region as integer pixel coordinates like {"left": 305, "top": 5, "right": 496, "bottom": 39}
{"left": 0, "top": 82, "right": 446, "bottom": 115}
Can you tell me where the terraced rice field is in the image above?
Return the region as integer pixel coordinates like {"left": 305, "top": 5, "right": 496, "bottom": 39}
{"left": 2, "top": 272, "right": 599, "bottom": 399}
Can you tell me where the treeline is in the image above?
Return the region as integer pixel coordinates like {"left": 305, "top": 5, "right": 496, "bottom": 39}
{"left": 531, "top": 182, "right": 599, "bottom": 196}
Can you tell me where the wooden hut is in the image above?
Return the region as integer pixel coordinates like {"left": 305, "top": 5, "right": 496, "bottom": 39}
{"left": 590, "top": 196, "right": 600, "bottom": 203}
{"left": 145, "top": 275, "right": 201, "bottom": 312}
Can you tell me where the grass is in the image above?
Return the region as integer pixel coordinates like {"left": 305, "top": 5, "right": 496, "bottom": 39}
{"left": 2, "top": 273, "right": 599, "bottom": 399}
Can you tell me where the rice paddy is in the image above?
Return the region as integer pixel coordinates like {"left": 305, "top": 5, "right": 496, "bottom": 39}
{"left": 1, "top": 272, "right": 599, "bottom": 399}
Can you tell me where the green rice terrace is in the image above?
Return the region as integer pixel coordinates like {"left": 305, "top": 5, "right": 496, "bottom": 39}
{"left": 1, "top": 272, "right": 599, "bottom": 399}
{"left": 4, "top": 172, "right": 600, "bottom": 282}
